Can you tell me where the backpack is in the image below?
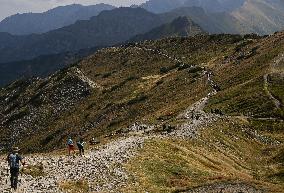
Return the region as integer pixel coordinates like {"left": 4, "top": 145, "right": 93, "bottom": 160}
{"left": 9, "top": 154, "right": 20, "bottom": 168}
{"left": 77, "top": 141, "right": 83, "bottom": 149}
{"left": 67, "top": 139, "right": 73, "bottom": 145}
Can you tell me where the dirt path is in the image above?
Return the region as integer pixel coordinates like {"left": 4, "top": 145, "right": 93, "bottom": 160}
{"left": 263, "top": 73, "right": 281, "bottom": 109}
{"left": 73, "top": 67, "right": 102, "bottom": 90}
{"left": 263, "top": 53, "right": 284, "bottom": 109}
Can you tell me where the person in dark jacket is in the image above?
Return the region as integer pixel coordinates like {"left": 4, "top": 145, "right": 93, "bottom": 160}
{"left": 77, "top": 138, "right": 85, "bottom": 156}
{"left": 7, "top": 147, "right": 25, "bottom": 191}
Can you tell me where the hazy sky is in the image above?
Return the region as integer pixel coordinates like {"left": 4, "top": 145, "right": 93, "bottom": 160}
{"left": 0, "top": 0, "right": 147, "bottom": 21}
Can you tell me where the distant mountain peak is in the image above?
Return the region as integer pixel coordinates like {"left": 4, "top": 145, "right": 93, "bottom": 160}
{"left": 171, "top": 16, "right": 193, "bottom": 28}
{"left": 141, "top": 0, "right": 246, "bottom": 13}
{"left": 0, "top": 3, "right": 115, "bottom": 35}
{"left": 129, "top": 16, "right": 205, "bottom": 42}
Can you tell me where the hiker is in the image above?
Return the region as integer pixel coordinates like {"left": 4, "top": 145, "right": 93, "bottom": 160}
{"left": 89, "top": 137, "right": 99, "bottom": 145}
{"left": 67, "top": 137, "right": 75, "bottom": 156}
{"left": 76, "top": 138, "right": 85, "bottom": 156}
{"left": 7, "top": 147, "right": 25, "bottom": 191}
{"left": 162, "top": 124, "right": 175, "bottom": 133}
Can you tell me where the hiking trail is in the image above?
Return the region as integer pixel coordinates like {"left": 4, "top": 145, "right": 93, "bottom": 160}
{"left": 263, "top": 53, "right": 284, "bottom": 109}
{"left": 73, "top": 67, "right": 102, "bottom": 90}
{"left": 0, "top": 48, "right": 267, "bottom": 193}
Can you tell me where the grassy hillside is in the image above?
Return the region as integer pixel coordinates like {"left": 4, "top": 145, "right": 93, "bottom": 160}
{"left": 123, "top": 117, "right": 284, "bottom": 192}
{"left": 0, "top": 33, "right": 283, "bottom": 154}
{"left": 205, "top": 32, "right": 284, "bottom": 118}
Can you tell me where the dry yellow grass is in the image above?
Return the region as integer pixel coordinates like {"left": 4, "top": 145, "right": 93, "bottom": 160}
{"left": 59, "top": 180, "right": 89, "bottom": 193}
{"left": 123, "top": 118, "right": 284, "bottom": 193}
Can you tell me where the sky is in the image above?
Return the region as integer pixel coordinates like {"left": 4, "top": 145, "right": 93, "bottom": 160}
{"left": 0, "top": 0, "right": 147, "bottom": 21}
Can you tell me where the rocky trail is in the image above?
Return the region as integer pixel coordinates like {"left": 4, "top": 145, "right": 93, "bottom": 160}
{"left": 0, "top": 86, "right": 218, "bottom": 193}
{"left": 73, "top": 68, "right": 102, "bottom": 90}
{"left": 0, "top": 94, "right": 217, "bottom": 193}
{"left": 264, "top": 73, "right": 281, "bottom": 109}
{"left": 0, "top": 70, "right": 221, "bottom": 193}
{"left": 0, "top": 136, "right": 149, "bottom": 193}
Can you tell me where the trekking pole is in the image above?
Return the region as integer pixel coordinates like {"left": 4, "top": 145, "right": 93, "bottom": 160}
{"left": 19, "top": 166, "right": 23, "bottom": 187}
{"left": 19, "top": 163, "right": 27, "bottom": 188}
{"left": 6, "top": 167, "right": 9, "bottom": 185}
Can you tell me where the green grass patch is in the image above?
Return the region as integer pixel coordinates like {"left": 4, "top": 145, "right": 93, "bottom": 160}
{"left": 267, "top": 73, "right": 284, "bottom": 115}
{"left": 205, "top": 77, "right": 277, "bottom": 117}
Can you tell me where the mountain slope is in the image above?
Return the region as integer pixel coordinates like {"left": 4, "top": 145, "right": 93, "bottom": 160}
{"left": 231, "top": 0, "right": 284, "bottom": 34}
{"left": 142, "top": 0, "right": 284, "bottom": 35}
{"left": 0, "top": 46, "right": 102, "bottom": 87}
{"left": 0, "top": 4, "right": 115, "bottom": 35}
{"left": 183, "top": 0, "right": 246, "bottom": 13}
{"left": 0, "top": 32, "right": 283, "bottom": 193}
{"left": 141, "top": 0, "right": 245, "bottom": 13}
{"left": 140, "top": 0, "right": 187, "bottom": 13}
{"left": 1, "top": 32, "right": 283, "bottom": 152}
{"left": 0, "top": 7, "right": 165, "bottom": 63}
{"left": 129, "top": 16, "right": 206, "bottom": 42}
{"left": 160, "top": 7, "right": 253, "bottom": 34}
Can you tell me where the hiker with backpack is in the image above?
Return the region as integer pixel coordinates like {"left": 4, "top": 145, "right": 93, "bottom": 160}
{"left": 67, "top": 136, "right": 75, "bottom": 156}
{"left": 7, "top": 147, "right": 25, "bottom": 191}
{"left": 76, "top": 138, "right": 85, "bottom": 156}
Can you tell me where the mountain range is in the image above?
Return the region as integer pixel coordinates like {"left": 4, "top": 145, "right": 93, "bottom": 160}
{"left": 0, "top": 8, "right": 165, "bottom": 64}
{"left": 141, "top": 0, "right": 284, "bottom": 34}
{"left": 3, "top": 0, "right": 284, "bottom": 64}
{"left": 0, "top": 3, "right": 115, "bottom": 35}
{"left": 0, "top": 10, "right": 205, "bottom": 87}
{"left": 1, "top": 0, "right": 284, "bottom": 38}
{"left": 1, "top": 0, "right": 284, "bottom": 86}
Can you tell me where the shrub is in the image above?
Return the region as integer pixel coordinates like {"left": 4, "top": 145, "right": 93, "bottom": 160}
{"left": 127, "top": 94, "right": 148, "bottom": 105}
{"left": 178, "top": 63, "right": 192, "bottom": 71}
{"left": 188, "top": 66, "right": 203, "bottom": 74}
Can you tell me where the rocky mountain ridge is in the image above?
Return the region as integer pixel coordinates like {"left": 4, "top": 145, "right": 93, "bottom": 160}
{"left": 0, "top": 46, "right": 102, "bottom": 87}
{"left": 129, "top": 16, "right": 206, "bottom": 42}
